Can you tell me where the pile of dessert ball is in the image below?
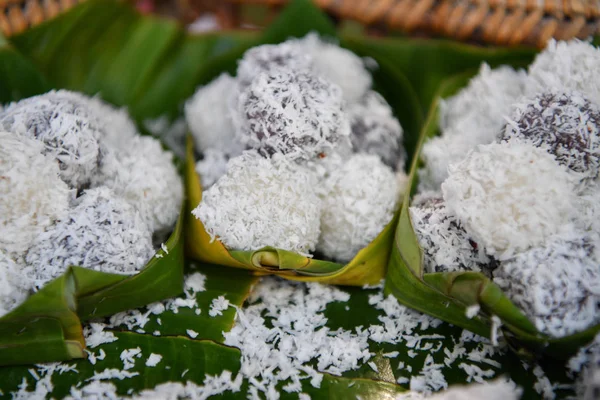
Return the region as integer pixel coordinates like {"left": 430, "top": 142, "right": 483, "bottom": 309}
{"left": 412, "top": 39, "right": 600, "bottom": 339}
{"left": 185, "top": 34, "right": 407, "bottom": 263}
{"left": 0, "top": 90, "right": 183, "bottom": 316}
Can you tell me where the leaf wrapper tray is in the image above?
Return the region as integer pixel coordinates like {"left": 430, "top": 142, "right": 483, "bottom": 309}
{"left": 185, "top": 137, "right": 397, "bottom": 286}
{"left": 0, "top": 203, "right": 185, "bottom": 366}
{"left": 385, "top": 72, "right": 600, "bottom": 360}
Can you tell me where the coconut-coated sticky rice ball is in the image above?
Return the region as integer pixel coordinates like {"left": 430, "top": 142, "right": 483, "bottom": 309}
{"left": 236, "top": 42, "right": 313, "bottom": 89}
{"left": 195, "top": 148, "right": 230, "bottom": 189}
{"left": 442, "top": 140, "right": 578, "bottom": 260}
{"left": 185, "top": 73, "right": 244, "bottom": 156}
{"left": 0, "top": 250, "right": 32, "bottom": 317}
{"left": 410, "top": 192, "right": 494, "bottom": 275}
{"left": 348, "top": 90, "right": 405, "bottom": 170}
{"left": 0, "top": 90, "right": 105, "bottom": 189}
{"left": 0, "top": 132, "right": 72, "bottom": 261}
{"left": 493, "top": 232, "right": 600, "bottom": 338}
{"left": 500, "top": 92, "right": 600, "bottom": 182}
{"left": 237, "top": 68, "right": 350, "bottom": 161}
{"left": 26, "top": 187, "right": 154, "bottom": 288}
{"left": 526, "top": 39, "right": 600, "bottom": 105}
{"left": 318, "top": 154, "right": 399, "bottom": 263}
{"left": 439, "top": 64, "right": 528, "bottom": 134}
{"left": 97, "top": 135, "right": 183, "bottom": 235}
{"left": 192, "top": 151, "right": 321, "bottom": 255}
{"left": 298, "top": 33, "right": 372, "bottom": 104}
{"left": 54, "top": 90, "right": 138, "bottom": 148}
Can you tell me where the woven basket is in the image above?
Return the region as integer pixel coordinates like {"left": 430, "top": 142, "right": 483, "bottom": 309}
{"left": 2, "top": 0, "right": 600, "bottom": 47}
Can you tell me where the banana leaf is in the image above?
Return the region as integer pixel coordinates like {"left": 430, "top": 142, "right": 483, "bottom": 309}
{"left": 385, "top": 71, "right": 600, "bottom": 360}
{"left": 0, "top": 273, "right": 84, "bottom": 366}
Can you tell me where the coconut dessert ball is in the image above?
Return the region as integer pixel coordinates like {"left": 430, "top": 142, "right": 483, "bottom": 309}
{"left": 348, "top": 91, "right": 405, "bottom": 169}
{"left": 318, "top": 154, "right": 399, "bottom": 263}
{"left": 237, "top": 42, "right": 313, "bottom": 88}
{"left": 493, "top": 233, "right": 600, "bottom": 337}
{"left": 237, "top": 68, "right": 350, "bottom": 161}
{"left": 192, "top": 151, "right": 321, "bottom": 255}
{"left": 442, "top": 141, "right": 578, "bottom": 260}
{"left": 97, "top": 135, "right": 183, "bottom": 234}
{"left": 299, "top": 33, "right": 372, "bottom": 103}
{"left": 0, "top": 132, "right": 72, "bottom": 260}
{"left": 0, "top": 90, "right": 105, "bottom": 189}
{"left": 185, "top": 73, "right": 243, "bottom": 155}
{"left": 54, "top": 90, "right": 138, "bottom": 148}
{"left": 410, "top": 192, "right": 494, "bottom": 275}
{"left": 526, "top": 39, "right": 600, "bottom": 105}
{"left": 500, "top": 92, "right": 600, "bottom": 182}
{"left": 0, "top": 250, "right": 32, "bottom": 317}
{"left": 439, "top": 64, "right": 527, "bottom": 133}
{"left": 195, "top": 148, "right": 229, "bottom": 189}
{"left": 26, "top": 187, "right": 154, "bottom": 288}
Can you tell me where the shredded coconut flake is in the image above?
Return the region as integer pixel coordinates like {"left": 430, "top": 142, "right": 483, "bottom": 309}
{"left": 185, "top": 73, "right": 243, "bottom": 155}
{"left": 0, "top": 132, "right": 72, "bottom": 260}
{"left": 0, "top": 90, "right": 105, "bottom": 189}
{"left": 318, "top": 154, "right": 399, "bottom": 262}
{"left": 26, "top": 187, "right": 154, "bottom": 288}
{"left": 442, "top": 140, "right": 579, "bottom": 259}
{"left": 526, "top": 39, "right": 600, "bottom": 105}
{"left": 193, "top": 151, "right": 321, "bottom": 255}
{"left": 235, "top": 68, "right": 350, "bottom": 161}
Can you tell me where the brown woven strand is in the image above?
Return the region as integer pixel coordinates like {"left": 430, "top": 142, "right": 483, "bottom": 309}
{"left": 2, "top": 0, "right": 599, "bottom": 47}
{"left": 0, "top": 0, "right": 85, "bottom": 36}
{"left": 224, "top": 0, "right": 600, "bottom": 47}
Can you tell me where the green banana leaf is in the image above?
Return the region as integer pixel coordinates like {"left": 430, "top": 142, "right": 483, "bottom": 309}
{"left": 0, "top": 0, "right": 594, "bottom": 396}
{"left": 0, "top": 273, "right": 84, "bottom": 366}
{"left": 385, "top": 71, "right": 600, "bottom": 360}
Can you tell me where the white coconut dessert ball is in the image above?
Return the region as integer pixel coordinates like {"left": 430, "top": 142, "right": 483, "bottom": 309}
{"left": 53, "top": 90, "right": 138, "bottom": 148}
{"left": 526, "top": 39, "right": 600, "bottom": 105}
{"left": 195, "top": 148, "right": 229, "bottom": 189}
{"left": 439, "top": 63, "right": 528, "bottom": 133}
{"left": 236, "top": 68, "right": 350, "bottom": 161}
{"left": 410, "top": 192, "right": 495, "bottom": 275}
{"left": 97, "top": 135, "right": 183, "bottom": 235}
{"left": 442, "top": 140, "right": 579, "bottom": 260}
{"left": 26, "top": 187, "right": 154, "bottom": 288}
{"left": 493, "top": 232, "right": 600, "bottom": 338}
{"left": 192, "top": 151, "right": 321, "bottom": 255}
{"left": 0, "top": 250, "right": 32, "bottom": 317}
{"left": 318, "top": 154, "right": 400, "bottom": 263}
{"left": 0, "top": 132, "right": 72, "bottom": 261}
{"left": 185, "top": 73, "right": 244, "bottom": 155}
{"left": 348, "top": 90, "right": 405, "bottom": 169}
{"left": 500, "top": 91, "right": 600, "bottom": 183}
{"left": 299, "top": 33, "right": 372, "bottom": 104}
{"left": 236, "top": 42, "right": 313, "bottom": 89}
{"left": 0, "top": 90, "right": 105, "bottom": 189}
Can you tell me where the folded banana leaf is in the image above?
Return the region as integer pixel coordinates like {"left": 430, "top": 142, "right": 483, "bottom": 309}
{"left": 186, "top": 137, "right": 398, "bottom": 286}
{"left": 184, "top": 0, "right": 425, "bottom": 287}
{"left": 0, "top": 273, "right": 84, "bottom": 366}
{"left": 385, "top": 72, "right": 600, "bottom": 359}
